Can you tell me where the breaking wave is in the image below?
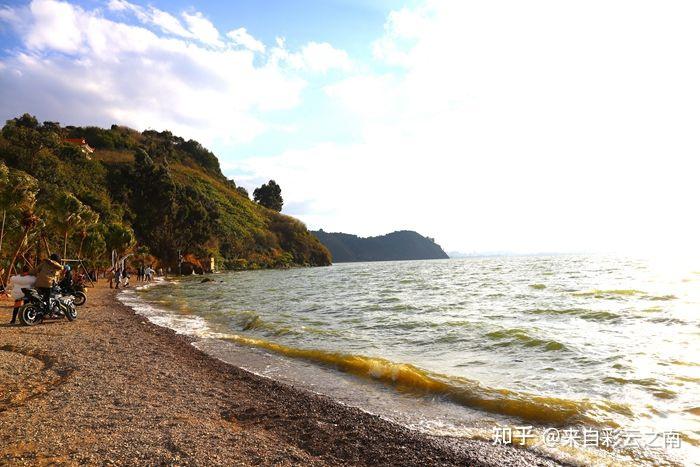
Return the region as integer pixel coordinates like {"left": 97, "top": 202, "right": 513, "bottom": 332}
{"left": 221, "top": 333, "right": 629, "bottom": 427}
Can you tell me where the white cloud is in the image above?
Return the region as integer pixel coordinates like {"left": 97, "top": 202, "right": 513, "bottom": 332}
{"left": 0, "top": 6, "right": 20, "bottom": 24}
{"left": 372, "top": 6, "right": 429, "bottom": 66}
{"left": 25, "top": 0, "right": 82, "bottom": 53}
{"left": 227, "top": 27, "right": 265, "bottom": 53}
{"left": 271, "top": 40, "right": 352, "bottom": 73}
{"left": 182, "top": 11, "right": 222, "bottom": 47}
{"left": 4, "top": 0, "right": 698, "bottom": 256}
{"left": 297, "top": 42, "right": 352, "bottom": 73}
{"left": 0, "top": 0, "right": 314, "bottom": 145}
{"left": 150, "top": 9, "right": 193, "bottom": 39}
{"left": 106, "top": 0, "right": 129, "bottom": 12}
{"left": 236, "top": 0, "right": 700, "bottom": 255}
{"left": 108, "top": 0, "right": 193, "bottom": 39}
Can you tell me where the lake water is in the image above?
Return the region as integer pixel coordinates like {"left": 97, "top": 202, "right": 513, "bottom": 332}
{"left": 119, "top": 256, "right": 700, "bottom": 466}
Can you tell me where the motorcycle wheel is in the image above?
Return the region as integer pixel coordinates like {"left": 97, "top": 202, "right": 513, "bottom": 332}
{"left": 19, "top": 304, "right": 43, "bottom": 326}
{"left": 64, "top": 303, "right": 78, "bottom": 321}
{"left": 73, "top": 291, "right": 87, "bottom": 306}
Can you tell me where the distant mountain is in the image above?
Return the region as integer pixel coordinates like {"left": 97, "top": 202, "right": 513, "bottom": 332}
{"left": 311, "top": 230, "right": 449, "bottom": 263}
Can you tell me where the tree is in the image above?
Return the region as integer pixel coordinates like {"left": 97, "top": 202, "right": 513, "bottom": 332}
{"left": 236, "top": 186, "right": 249, "bottom": 198}
{"left": 104, "top": 222, "right": 135, "bottom": 256}
{"left": 129, "top": 150, "right": 177, "bottom": 262}
{"left": 47, "top": 192, "right": 90, "bottom": 259}
{"left": 81, "top": 228, "right": 106, "bottom": 263}
{"left": 253, "top": 180, "right": 283, "bottom": 212}
{"left": 0, "top": 165, "right": 39, "bottom": 284}
{"left": 76, "top": 208, "right": 100, "bottom": 258}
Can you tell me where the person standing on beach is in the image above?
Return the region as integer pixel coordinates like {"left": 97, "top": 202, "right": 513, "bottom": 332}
{"left": 32, "top": 253, "right": 63, "bottom": 305}
{"left": 59, "top": 265, "right": 73, "bottom": 290}
{"left": 107, "top": 268, "right": 115, "bottom": 289}
{"left": 121, "top": 268, "right": 130, "bottom": 287}
{"left": 8, "top": 265, "right": 36, "bottom": 324}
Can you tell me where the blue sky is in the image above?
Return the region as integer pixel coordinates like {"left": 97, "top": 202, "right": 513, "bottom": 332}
{"left": 1, "top": 0, "right": 700, "bottom": 256}
{"left": 0, "top": 0, "right": 399, "bottom": 157}
{"left": 77, "top": 0, "right": 404, "bottom": 53}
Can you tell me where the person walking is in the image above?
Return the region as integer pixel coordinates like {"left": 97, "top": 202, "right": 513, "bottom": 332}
{"left": 8, "top": 265, "right": 36, "bottom": 324}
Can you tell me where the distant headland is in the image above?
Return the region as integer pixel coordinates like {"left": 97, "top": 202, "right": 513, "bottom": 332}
{"left": 311, "top": 230, "right": 449, "bottom": 263}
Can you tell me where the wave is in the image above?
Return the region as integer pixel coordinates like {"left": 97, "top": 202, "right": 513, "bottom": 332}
{"left": 645, "top": 294, "right": 677, "bottom": 301}
{"left": 529, "top": 283, "right": 546, "bottom": 290}
{"left": 525, "top": 308, "right": 621, "bottom": 322}
{"left": 118, "top": 288, "right": 212, "bottom": 337}
{"left": 573, "top": 289, "right": 644, "bottom": 298}
{"left": 484, "top": 328, "right": 567, "bottom": 351}
{"left": 232, "top": 311, "right": 340, "bottom": 337}
{"left": 220, "top": 333, "right": 629, "bottom": 427}
{"left": 603, "top": 376, "right": 678, "bottom": 399}
{"left": 235, "top": 311, "right": 294, "bottom": 336}
{"left": 572, "top": 289, "right": 677, "bottom": 302}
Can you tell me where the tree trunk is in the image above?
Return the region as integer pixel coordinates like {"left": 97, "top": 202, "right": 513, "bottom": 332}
{"left": 5, "top": 226, "right": 29, "bottom": 287}
{"left": 42, "top": 233, "right": 51, "bottom": 257}
{"left": 63, "top": 230, "right": 68, "bottom": 259}
{"left": 0, "top": 209, "right": 6, "bottom": 257}
{"left": 77, "top": 233, "right": 86, "bottom": 259}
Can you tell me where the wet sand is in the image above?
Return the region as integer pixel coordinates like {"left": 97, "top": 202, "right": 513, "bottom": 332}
{"left": 0, "top": 284, "right": 564, "bottom": 466}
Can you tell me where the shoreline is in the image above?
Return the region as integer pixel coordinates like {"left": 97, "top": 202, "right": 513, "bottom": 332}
{"left": 0, "top": 284, "right": 564, "bottom": 466}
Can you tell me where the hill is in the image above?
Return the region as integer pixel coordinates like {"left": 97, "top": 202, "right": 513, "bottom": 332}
{"left": 0, "top": 114, "right": 331, "bottom": 274}
{"left": 311, "top": 230, "right": 449, "bottom": 263}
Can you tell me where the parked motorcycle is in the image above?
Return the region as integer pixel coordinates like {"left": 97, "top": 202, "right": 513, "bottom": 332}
{"left": 19, "top": 286, "right": 77, "bottom": 326}
{"left": 61, "top": 281, "right": 87, "bottom": 306}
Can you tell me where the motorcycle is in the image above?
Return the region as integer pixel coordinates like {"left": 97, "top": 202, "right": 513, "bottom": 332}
{"left": 61, "top": 280, "right": 87, "bottom": 306}
{"left": 19, "top": 286, "right": 77, "bottom": 326}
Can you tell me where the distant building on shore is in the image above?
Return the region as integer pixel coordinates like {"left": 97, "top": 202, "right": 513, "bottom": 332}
{"left": 63, "top": 137, "right": 95, "bottom": 159}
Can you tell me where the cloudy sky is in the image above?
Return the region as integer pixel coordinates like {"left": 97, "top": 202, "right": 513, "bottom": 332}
{"left": 1, "top": 0, "right": 699, "bottom": 256}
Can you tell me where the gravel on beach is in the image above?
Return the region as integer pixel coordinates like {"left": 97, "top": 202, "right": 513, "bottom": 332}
{"left": 0, "top": 284, "right": 565, "bottom": 466}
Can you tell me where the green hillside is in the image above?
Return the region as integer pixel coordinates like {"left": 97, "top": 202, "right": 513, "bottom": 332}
{"left": 0, "top": 114, "right": 331, "bottom": 277}
{"left": 312, "top": 230, "right": 448, "bottom": 262}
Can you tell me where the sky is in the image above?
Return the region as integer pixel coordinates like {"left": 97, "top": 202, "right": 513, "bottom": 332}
{"left": 1, "top": 0, "right": 699, "bottom": 256}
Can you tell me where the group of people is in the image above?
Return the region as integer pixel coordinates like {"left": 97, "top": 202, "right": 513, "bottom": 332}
{"left": 137, "top": 265, "right": 156, "bottom": 283}
{"left": 107, "top": 264, "right": 158, "bottom": 289}
{"left": 6, "top": 253, "right": 76, "bottom": 325}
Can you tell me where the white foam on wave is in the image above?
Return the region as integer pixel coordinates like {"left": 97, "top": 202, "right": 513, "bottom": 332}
{"left": 132, "top": 277, "right": 167, "bottom": 291}
{"left": 117, "top": 283, "right": 221, "bottom": 339}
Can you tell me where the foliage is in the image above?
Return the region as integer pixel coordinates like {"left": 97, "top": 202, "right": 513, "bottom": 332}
{"left": 0, "top": 114, "right": 330, "bottom": 272}
{"left": 253, "top": 180, "right": 283, "bottom": 212}
{"left": 311, "top": 230, "right": 448, "bottom": 263}
{"left": 236, "top": 186, "right": 249, "bottom": 198}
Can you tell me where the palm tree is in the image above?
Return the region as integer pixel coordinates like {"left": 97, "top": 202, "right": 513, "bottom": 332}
{"left": 1, "top": 168, "right": 39, "bottom": 285}
{"left": 48, "top": 192, "right": 88, "bottom": 260}
{"left": 76, "top": 209, "right": 100, "bottom": 258}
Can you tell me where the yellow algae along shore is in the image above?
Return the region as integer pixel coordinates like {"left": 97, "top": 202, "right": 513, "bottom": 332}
{"left": 130, "top": 255, "right": 700, "bottom": 466}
